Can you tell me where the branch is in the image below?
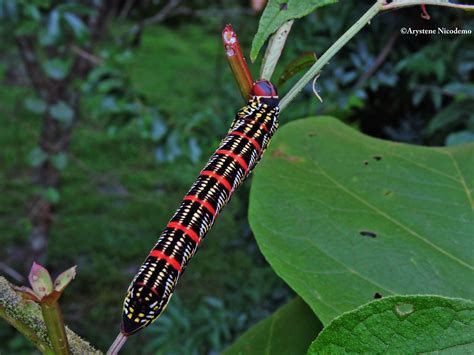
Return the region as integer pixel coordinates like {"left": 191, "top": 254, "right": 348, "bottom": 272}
{"left": 0, "top": 277, "right": 101, "bottom": 354}
{"left": 15, "top": 37, "right": 51, "bottom": 99}
{"left": 382, "top": 0, "right": 474, "bottom": 11}
{"left": 142, "top": 0, "right": 181, "bottom": 27}
{"left": 356, "top": 31, "right": 398, "bottom": 86}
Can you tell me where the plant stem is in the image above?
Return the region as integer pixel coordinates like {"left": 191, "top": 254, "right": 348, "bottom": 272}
{"left": 40, "top": 301, "right": 70, "bottom": 355}
{"left": 280, "top": 1, "right": 383, "bottom": 111}
{"left": 0, "top": 306, "right": 54, "bottom": 354}
{"left": 1, "top": 277, "right": 101, "bottom": 354}
{"left": 382, "top": 0, "right": 474, "bottom": 11}
{"left": 260, "top": 20, "right": 294, "bottom": 81}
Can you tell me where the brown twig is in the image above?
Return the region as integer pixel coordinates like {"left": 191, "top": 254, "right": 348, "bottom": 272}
{"left": 142, "top": 0, "right": 181, "bottom": 27}
{"left": 0, "top": 263, "right": 25, "bottom": 283}
{"left": 356, "top": 32, "right": 398, "bottom": 87}
{"left": 70, "top": 46, "right": 103, "bottom": 65}
{"left": 222, "top": 24, "right": 254, "bottom": 101}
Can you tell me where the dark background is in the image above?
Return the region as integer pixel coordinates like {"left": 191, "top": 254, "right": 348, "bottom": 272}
{"left": 0, "top": 0, "right": 472, "bottom": 353}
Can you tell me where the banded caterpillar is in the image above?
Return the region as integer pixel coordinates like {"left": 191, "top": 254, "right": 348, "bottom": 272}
{"left": 120, "top": 80, "right": 279, "bottom": 337}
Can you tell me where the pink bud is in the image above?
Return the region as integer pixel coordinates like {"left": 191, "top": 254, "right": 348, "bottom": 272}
{"left": 28, "top": 262, "right": 53, "bottom": 298}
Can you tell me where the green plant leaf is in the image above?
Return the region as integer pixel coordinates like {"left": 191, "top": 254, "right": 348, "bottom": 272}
{"left": 42, "top": 187, "right": 60, "bottom": 204}
{"left": 63, "top": 12, "right": 88, "bottom": 40}
{"left": 223, "top": 297, "right": 322, "bottom": 355}
{"left": 27, "top": 147, "right": 48, "bottom": 167}
{"left": 42, "top": 58, "right": 70, "bottom": 80}
{"left": 53, "top": 265, "right": 76, "bottom": 293}
{"left": 308, "top": 295, "right": 474, "bottom": 354}
{"left": 51, "top": 152, "right": 68, "bottom": 170}
{"left": 251, "top": 0, "right": 337, "bottom": 61}
{"left": 426, "top": 100, "right": 474, "bottom": 135}
{"left": 50, "top": 100, "right": 74, "bottom": 123}
{"left": 446, "top": 131, "right": 474, "bottom": 146}
{"left": 24, "top": 96, "right": 47, "bottom": 114}
{"left": 249, "top": 117, "right": 474, "bottom": 325}
{"left": 278, "top": 52, "right": 317, "bottom": 87}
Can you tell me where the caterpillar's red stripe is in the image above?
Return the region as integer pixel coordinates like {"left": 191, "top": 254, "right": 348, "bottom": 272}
{"left": 149, "top": 250, "right": 182, "bottom": 272}
{"left": 183, "top": 195, "right": 216, "bottom": 216}
{"left": 200, "top": 170, "right": 233, "bottom": 192}
{"left": 167, "top": 221, "right": 200, "bottom": 244}
{"left": 230, "top": 131, "right": 262, "bottom": 152}
{"left": 215, "top": 149, "right": 248, "bottom": 171}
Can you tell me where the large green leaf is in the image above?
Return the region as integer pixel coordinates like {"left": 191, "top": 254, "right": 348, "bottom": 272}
{"left": 249, "top": 117, "right": 474, "bottom": 325}
{"left": 251, "top": 0, "right": 337, "bottom": 61}
{"left": 223, "top": 297, "right": 322, "bottom": 355}
{"left": 308, "top": 295, "right": 474, "bottom": 354}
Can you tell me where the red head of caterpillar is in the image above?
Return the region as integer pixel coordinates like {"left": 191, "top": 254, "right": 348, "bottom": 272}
{"left": 252, "top": 79, "right": 278, "bottom": 97}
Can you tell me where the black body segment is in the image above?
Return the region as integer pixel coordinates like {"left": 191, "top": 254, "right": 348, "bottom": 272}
{"left": 121, "top": 89, "right": 279, "bottom": 335}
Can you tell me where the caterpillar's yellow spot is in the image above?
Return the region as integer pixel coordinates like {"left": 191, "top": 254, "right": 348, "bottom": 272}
{"left": 127, "top": 314, "right": 132, "bottom": 319}
{"left": 139, "top": 313, "right": 145, "bottom": 317}
{"left": 129, "top": 307, "right": 134, "bottom": 313}
{"left": 134, "top": 318, "right": 140, "bottom": 323}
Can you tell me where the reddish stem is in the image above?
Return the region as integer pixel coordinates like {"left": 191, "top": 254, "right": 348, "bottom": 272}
{"left": 421, "top": 4, "right": 430, "bottom": 19}
{"left": 222, "top": 24, "right": 254, "bottom": 101}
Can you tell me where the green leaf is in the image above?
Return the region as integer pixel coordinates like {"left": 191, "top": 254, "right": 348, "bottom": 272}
{"left": 42, "top": 58, "right": 70, "bottom": 80}
{"left": 426, "top": 100, "right": 474, "bottom": 135}
{"left": 446, "top": 131, "right": 474, "bottom": 146}
{"left": 223, "top": 297, "right": 322, "bottom": 355}
{"left": 53, "top": 265, "right": 76, "bottom": 293}
{"left": 278, "top": 52, "right": 317, "bottom": 87}
{"left": 24, "top": 96, "right": 47, "bottom": 114}
{"left": 42, "top": 187, "right": 60, "bottom": 204}
{"left": 27, "top": 147, "right": 48, "bottom": 167}
{"left": 308, "top": 295, "right": 474, "bottom": 354}
{"left": 49, "top": 101, "right": 74, "bottom": 123}
{"left": 63, "top": 12, "right": 88, "bottom": 40}
{"left": 251, "top": 0, "right": 337, "bottom": 61}
{"left": 443, "top": 82, "right": 474, "bottom": 99}
{"left": 249, "top": 117, "right": 474, "bottom": 325}
{"left": 40, "top": 9, "right": 60, "bottom": 46}
{"left": 51, "top": 153, "right": 68, "bottom": 170}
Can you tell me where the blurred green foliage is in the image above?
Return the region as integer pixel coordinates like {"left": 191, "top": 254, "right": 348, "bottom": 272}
{"left": 0, "top": 0, "right": 473, "bottom": 354}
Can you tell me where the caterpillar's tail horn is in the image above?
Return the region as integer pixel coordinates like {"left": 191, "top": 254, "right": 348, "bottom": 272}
{"left": 107, "top": 332, "right": 128, "bottom": 355}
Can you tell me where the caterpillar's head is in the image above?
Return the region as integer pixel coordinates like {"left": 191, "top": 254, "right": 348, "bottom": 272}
{"left": 252, "top": 79, "right": 278, "bottom": 98}
{"left": 251, "top": 80, "right": 279, "bottom": 110}
{"left": 121, "top": 283, "right": 163, "bottom": 336}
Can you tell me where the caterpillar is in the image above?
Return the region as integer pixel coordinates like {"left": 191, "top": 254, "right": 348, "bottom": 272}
{"left": 120, "top": 80, "right": 279, "bottom": 337}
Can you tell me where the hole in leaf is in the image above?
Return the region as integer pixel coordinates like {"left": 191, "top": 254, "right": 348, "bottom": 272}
{"left": 363, "top": 160, "right": 369, "bottom": 166}
{"left": 373, "top": 292, "right": 382, "bottom": 299}
{"left": 359, "top": 230, "right": 377, "bottom": 238}
{"left": 280, "top": 3, "right": 288, "bottom": 10}
{"left": 395, "top": 303, "right": 414, "bottom": 316}
{"left": 373, "top": 155, "right": 382, "bottom": 161}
